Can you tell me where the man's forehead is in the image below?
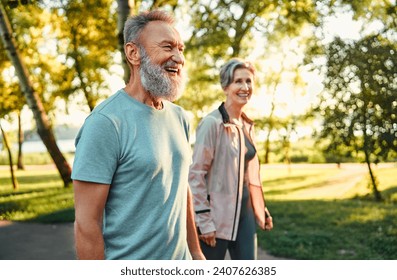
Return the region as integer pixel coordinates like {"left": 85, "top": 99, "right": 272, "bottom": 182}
{"left": 142, "top": 21, "right": 184, "bottom": 46}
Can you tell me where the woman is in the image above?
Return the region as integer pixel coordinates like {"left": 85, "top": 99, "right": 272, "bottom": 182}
{"left": 189, "top": 58, "right": 273, "bottom": 260}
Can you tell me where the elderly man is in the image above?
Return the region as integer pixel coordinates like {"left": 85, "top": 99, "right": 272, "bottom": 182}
{"left": 72, "top": 10, "right": 204, "bottom": 260}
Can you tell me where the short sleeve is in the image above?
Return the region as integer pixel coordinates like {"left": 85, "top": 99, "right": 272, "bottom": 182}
{"left": 71, "top": 113, "right": 120, "bottom": 184}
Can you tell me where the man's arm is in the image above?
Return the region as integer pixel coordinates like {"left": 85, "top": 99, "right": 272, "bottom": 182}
{"left": 186, "top": 186, "right": 206, "bottom": 260}
{"left": 73, "top": 180, "right": 110, "bottom": 260}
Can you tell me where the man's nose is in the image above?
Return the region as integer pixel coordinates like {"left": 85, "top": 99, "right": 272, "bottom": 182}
{"left": 172, "top": 50, "right": 184, "bottom": 65}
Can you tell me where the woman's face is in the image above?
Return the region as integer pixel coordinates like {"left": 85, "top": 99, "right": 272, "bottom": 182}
{"left": 224, "top": 68, "right": 254, "bottom": 107}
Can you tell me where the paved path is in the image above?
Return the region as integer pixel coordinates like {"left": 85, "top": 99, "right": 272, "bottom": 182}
{"left": 0, "top": 221, "right": 76, "bottom": 260}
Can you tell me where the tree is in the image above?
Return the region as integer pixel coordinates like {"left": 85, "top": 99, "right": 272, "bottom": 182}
{"left": 0, "top": 120, "right": 19, "bottom": 189}
{"left": 314, "top": 34, "right": 397, "bottom": 200}
{"left": 0, "top": 65, "right": 21, "bottom": 188}
{"left": 309, "top": 0, "right": 397, "bottom": 201}
{"left": 0, "top": 1, "right": 72, "bottom": 187}
{"left": 116, "top": 0, "right": 133, "bottom": 84}
{"left": 180, "top": 0, "right": 319, "bottom": 128}
{"left": 46, "top": 0, "right": 118, "bottom": 111}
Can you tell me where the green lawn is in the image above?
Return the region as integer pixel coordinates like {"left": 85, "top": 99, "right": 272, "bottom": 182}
{"left": 0, "top": 163, "right": 396, "bottom": 259}
{"left": 258, "top": 164, "right": 397, "bottom": 260}
{"left": 0, "top": 168, "right": 74, "bottom": 222}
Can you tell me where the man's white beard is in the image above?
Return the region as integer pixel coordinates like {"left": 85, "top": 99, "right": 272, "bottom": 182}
{"left": 139, "top": 46, "right": 185, "bottom": 102}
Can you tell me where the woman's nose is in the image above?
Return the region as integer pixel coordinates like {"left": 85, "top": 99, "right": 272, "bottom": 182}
{"left": 240, "top": 83, "right": 250, "bottom": 90}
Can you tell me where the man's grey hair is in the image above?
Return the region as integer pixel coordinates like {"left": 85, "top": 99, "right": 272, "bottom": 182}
{"left": 219, "top": 58, "right": 256, "bottom": 89}
{"left": 123, "top": 10, "right": 175, "bottom": 45}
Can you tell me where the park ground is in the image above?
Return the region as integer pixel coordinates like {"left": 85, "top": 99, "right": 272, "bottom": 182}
{"left": 0, "top": 163, "right": 394, "bottom": 260}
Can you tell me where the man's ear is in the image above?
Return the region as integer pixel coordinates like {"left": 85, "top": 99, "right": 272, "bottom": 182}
{"left": 124, "top": 42, "right": 140, "bottom": 66}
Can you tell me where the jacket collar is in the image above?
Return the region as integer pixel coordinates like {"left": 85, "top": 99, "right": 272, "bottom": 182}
{"left": 218, "top": 102, "right": 254, "bottom": 125}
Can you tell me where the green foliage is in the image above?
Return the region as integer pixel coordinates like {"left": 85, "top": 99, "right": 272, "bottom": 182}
{"left": 315, "top": 33, "right": 397, "bottom": 163}
{"left": 181, "top": 0, "right": 320, "bottom": 127}
{"left": 56, "top": 0, "right": 118, "bottom": 110}
{"left": 1, "top": 0, "right": 118, "bottom": 117}
{"left": 0, "top": 79, "right": 24, "bottom": 118}
{"left": 0, "top": 13, "right": 25, "bottom": 118}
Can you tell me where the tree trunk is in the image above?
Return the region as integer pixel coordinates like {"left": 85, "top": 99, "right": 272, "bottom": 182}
{"left": 264, "top": 132, "right": 271, "bottom": 164}
{"left": 0, "top": 122, "right": 19, "bottom": 190}
{"left": 263, "top": 64, "right": 284, "bottom": 164}
{"left": 0, "top": 3, "right": 72, "bottom": 187}
{"left": 70, "top": 30, "right": 96, "bottom": 111}
{"left": 364, "top": 148, "right": 382, "bottom": 201}
{"left": 264, "top": 101, "right": 276, "bottom": 164}
{"left": 17, "top": 111, "right": 24, "bottom": 170}
{"left": 116, "top": 0, "right": 133, "bottom": 84}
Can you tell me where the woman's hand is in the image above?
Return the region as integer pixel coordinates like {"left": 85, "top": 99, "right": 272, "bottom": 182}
{"left": 264, "top": 208, "right": 273, "bottom": 231}
{"left": 199, "top": 231, "right": 216, "bottom": 247}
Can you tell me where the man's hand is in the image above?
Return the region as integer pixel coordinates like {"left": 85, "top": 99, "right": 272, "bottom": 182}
{"left": 191, "top": 251, "right": 206, "bottom": 260}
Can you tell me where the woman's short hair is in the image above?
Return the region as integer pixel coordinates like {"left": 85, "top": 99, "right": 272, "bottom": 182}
{"left": 220, "top": 58, "right": 256, "bottom": 89}
{"left": 123, "top": 10, "right": 174, "bottom": 45}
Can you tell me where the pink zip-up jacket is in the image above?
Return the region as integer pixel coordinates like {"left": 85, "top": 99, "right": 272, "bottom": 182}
{"left": 189, "top": 103, "right": 266, "bottom": 241}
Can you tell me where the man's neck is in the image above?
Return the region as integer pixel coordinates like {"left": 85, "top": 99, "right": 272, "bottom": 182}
{"left": 124, "top": 81, "right": 163, "bottom": 110}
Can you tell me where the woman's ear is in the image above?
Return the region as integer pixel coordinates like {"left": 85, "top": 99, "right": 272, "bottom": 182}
{"left": 223, "top": 86, "right": 229, "bottom": 96}
{"left": 124, "top": 42, "right": 140, "bottom": 66}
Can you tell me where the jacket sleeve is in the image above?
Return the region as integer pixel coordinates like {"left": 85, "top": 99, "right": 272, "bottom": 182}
{"left": 188, "top": 116, "right": 218, "bottom": 235}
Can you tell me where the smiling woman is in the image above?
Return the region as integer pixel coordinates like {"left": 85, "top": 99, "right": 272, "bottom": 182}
{"left": 189, "top": 58, "right": 273, "bottom": 260}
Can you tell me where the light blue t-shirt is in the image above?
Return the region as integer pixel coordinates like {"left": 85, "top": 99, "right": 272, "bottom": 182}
{"left": 72, "top": 89, "right": 192, "bottom": 260}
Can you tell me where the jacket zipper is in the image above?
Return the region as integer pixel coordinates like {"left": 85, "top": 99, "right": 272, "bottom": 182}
{"left": 230, "top": 125, "right": 242, "bottom": 240}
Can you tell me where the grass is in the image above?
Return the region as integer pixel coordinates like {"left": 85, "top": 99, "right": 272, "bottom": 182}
{"left": 0, "top": 152, "right": 74, "bottom": 166}
{"left": 0, "top": 163, "right": 396, "bottom": 259}
{"left": 0, "top": 168, "right": 74, "bottom": 223}
{"left": 258, "top": 164, "right": 397, "bottom": 260}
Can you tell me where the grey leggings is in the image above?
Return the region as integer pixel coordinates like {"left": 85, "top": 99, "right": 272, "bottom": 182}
{"left": 200, "top": 186, "right": 257, "bottom": 260}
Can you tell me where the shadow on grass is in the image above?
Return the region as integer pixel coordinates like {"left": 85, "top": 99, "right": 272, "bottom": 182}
{"left": 0, "top": 186, "right": 74, "bottom": 222}
{"left": 28, "top": 208, "right": 75, "bottom": 223}
{"left": 381, "top": 186, "right": 397, "bottom": 201}
{"left": 265, "top": 175, "right": 309, "bottom": 186}
{"left": 351, "top": 185, "right": 397, "bottom": 202}
{"left": 0, "top": 187, "right": 59, "bottom": 197}
{"left": 266, "top": 181, "right": 330, "bottom": 195}
{"left": 11, "top": 174, "right": 60, "bottom": 185}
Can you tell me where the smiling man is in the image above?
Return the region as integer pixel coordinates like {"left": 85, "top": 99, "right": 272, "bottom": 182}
{"left": 72, "top": 10, "right": 204, "bottom": 260}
